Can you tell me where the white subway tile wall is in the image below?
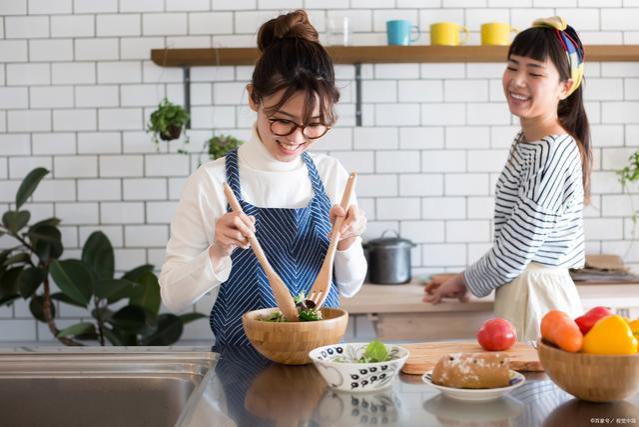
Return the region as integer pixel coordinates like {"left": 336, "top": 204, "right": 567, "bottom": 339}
{"left": 1, "top": 2, "right": 639, "bottom": 342}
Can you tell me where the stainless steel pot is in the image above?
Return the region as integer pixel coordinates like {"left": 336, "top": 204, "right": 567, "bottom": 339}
{"left": 364, "top": 230, "right": 416, "bottom": 285}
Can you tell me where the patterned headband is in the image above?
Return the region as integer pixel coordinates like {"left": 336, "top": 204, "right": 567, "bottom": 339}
{"left": 532, "top": 16, "right": 584, "bottom": 97}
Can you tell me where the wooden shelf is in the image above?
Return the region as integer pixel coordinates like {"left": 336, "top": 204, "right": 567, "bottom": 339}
{"left": 151, "top": 44, "right": 639, "bottom": 67}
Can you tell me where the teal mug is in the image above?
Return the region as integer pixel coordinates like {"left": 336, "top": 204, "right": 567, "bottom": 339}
{"left": 386, "top": 20, "right": 420, "bottom": 46}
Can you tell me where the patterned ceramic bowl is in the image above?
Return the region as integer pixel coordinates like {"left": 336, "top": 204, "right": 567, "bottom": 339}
{"left": 309, "top": 342, "right": 409, "bottom": 393}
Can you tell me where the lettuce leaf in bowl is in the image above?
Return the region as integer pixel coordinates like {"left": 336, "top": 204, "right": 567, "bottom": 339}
{"left": 358, "top": 339, "right": 392, "bottom": 363}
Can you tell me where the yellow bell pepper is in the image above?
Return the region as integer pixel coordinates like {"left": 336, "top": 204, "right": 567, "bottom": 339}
{"left": 629, "top": 319, "right": 639, "bottom": 338}
{"left": 582, "top": 315, "right": 638, "bottom": 355}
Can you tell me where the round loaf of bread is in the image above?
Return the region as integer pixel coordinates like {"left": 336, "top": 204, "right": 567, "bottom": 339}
{"left": 431, "top": 352, "right": 510, "bottom": 389}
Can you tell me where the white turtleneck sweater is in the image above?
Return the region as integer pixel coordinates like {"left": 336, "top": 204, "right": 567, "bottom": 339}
{"left": 159, "top": 126, "right": 368, "bottom": 313}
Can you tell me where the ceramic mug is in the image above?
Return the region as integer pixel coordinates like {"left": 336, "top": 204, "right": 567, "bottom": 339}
{"left": 481, "top": 22, "right": 518, "bottom": 46}
{"left": 430, "top": 22, "right": 469, "bottom": 46}
{"left": 386, "top": 20, "right": 420, "bottom": 46}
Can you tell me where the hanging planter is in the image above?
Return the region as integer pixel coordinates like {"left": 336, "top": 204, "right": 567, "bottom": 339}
{"left": 161, "top": 123, "right": 183, "bottom": 141}
{"left": 147, "top": 97, "right": 190, "bottom": 146}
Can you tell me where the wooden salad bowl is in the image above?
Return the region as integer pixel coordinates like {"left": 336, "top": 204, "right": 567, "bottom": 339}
{"left": 242, "top": 307, "right": 349, "bottom": 365}
{"left": 538, "top": 340, "right": 639, "bottom": 402}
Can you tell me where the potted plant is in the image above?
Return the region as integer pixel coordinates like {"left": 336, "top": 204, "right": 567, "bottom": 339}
{"left": 147, "top": 97, "right": 190, "bottom": 145}
{"left": 618, "top": 151, "right": 639, "bottom": 223}
{"left": 206, "top": 134, "right": 244, "bottom": 160}
{"left": 0, "top": 168, "right": 205, "bottom": 346}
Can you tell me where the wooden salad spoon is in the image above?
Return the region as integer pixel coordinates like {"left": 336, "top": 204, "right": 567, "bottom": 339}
{"left": 223, "top": 183, "right": 299, "bottom": 322}
{"left": 307, "top": 172, "right": 357, "bottom": 310}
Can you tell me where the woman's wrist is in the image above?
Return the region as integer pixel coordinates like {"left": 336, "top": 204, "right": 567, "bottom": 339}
{"left": 208, "top": 243, "right": 230, "bottom": 271}
{"left": 458, "top": 271, "right": 467, "bottom": 286}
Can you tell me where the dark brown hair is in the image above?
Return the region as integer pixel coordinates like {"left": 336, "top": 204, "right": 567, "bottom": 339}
{"left": 508, "top": 26, "right": 592, "bottom": 203}
{"left": 251, "top": 10, "right": 340, "bottom": 126}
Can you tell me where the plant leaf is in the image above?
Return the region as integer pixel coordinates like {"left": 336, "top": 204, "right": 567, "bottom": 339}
{"left": 109, "top": 328, "right": 138, "bottom": 346}
{"left": 102, "top": 327, "right": 124, "bottom": 346}
{"left": 29, "top": 217, "right": 61, "bottom": 230}
{"left": 17, "top": 267, "right": 44, "bottom": 298}
{"left": 0, "top": 249, "right": 12, "bottom": 265}
{"left": 82, "top": 231, "right": 114, "bottom": 281}
{"left": 28, "top": 225, "right": 63, "bottom": 261}
{"left": 109, "top": 305, "right": 147, "bottom": 333}
{"left": 106, "top": 281, "right": 139, "bottom": 304}
{"left": 130, "top": 270, "right": 160, "bottom": 315}
{"left": 51, "top": 292, "right": 87, "bottom": 308}
{"left": 179, "top": 312, "right": 206, "bottom": 324}
{"left": 29, "top": 295, "right": 55, "bottom": 322}
{"left": 2, "top": 253, "right": 31, "bottom": 268}
{"left": 75, "top": 331, "right": 99, "bottom": 341}
{"left": 2, "top": 211, "right": 30, "bottom": 234}
{"left": 0, "top": 267, "right": 22, "bottom": 302}
{"left": 121, "top": 264, "right": 154, "bottom": 282}
{"left": 94, "top": 279, "right": 135, "bottom": 300}
{"left": 49, "top": 259, "right": 93, "bottom": 307}
{"left": 57, "top": 322, "right": 96, "bottom": 338}
{"left": 16, "top": 167, "right": 49, "bottom": 210}
{"left": 141, "top": 314, "right": 183, "bottom": 346}
{"left": 28, "top": 224, "right": 61, "bottom": 243}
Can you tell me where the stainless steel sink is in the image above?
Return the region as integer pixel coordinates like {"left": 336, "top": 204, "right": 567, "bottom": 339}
{"left": 0, "top": 349, "right": 216, "bottom": 427}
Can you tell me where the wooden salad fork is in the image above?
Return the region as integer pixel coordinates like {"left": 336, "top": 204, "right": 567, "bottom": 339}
{"left": 307, "top": 172, "right": 357, "bottom": 310}
{"left": 223, "top": 183, "right": 299, "bottom": 322}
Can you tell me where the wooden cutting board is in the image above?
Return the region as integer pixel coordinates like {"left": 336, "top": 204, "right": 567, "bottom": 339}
{"left": 401, "top": 341, "right": 543, "bottom": 375}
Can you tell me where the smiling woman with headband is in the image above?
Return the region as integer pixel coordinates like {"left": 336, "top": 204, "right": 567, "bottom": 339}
{"left": 424, "top": 17, "right": 592, "bottom": 341}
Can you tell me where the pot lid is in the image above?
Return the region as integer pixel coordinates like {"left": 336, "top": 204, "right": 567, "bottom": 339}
{"left": 366, "top": 230, "right": 416, "bottom": 248}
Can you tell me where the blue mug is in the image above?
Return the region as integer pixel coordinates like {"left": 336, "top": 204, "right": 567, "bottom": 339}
{"left": 386, "top": 20, "right": 420, "bottom": 46}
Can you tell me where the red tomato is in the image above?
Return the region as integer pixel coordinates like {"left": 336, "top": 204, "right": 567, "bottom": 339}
{"left": 477, "top": 318, "right": 517, "bottom": 351}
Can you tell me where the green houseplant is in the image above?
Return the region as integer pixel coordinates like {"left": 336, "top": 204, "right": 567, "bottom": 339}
{"left": 206, "top": 134, "right": 244, "bottom": 160}
{"left": 618, "top": 151, "right": 639, "bottom": 188}
{"left": 147, "top": 97, "right": 190, "bottom": 145}
{"left": 0, "top": 168, "right": 204, "bottom": 346}
{"left": 618, "top": 151, "right": 639, "bottom": 223}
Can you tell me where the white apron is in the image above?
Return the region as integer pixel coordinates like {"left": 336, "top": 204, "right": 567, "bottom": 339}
{"left": 493, "top": 262, "right": 583, "bottom": 341}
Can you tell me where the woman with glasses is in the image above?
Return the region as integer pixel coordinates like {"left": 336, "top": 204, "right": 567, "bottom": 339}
{"left": 159, "top": 10, "right": 367, "bottom": 349}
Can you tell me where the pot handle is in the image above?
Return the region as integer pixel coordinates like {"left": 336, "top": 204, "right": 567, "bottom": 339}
{"left": 381, "top": 229, "right": 400, "bottom": 238}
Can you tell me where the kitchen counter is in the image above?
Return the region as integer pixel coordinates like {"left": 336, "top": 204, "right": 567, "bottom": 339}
{"left": 341, "top": 281, "right": 639, "bottom": 340}
{"left": 3, "top": 346, "right": 638, "bottom": 426}
{"left": 193, "top": 347, "right": 639, "bottom": 427}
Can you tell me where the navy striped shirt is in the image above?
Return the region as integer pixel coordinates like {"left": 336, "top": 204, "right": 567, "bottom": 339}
{"left": 464, "top": 133, "right": 585, "bottom": 297}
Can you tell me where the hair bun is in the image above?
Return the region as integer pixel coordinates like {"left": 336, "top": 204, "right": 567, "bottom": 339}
{"left": 257, "top": 9, "right": 319, "bottom": 51}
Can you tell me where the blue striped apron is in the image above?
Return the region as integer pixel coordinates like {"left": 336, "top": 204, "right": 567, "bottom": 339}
{"left": 211, "top": 148, "right": 339, "bottom": 349}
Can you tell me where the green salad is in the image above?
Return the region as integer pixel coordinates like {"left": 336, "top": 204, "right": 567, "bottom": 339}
{"left": 333, "top": 340, "right": 396, "bottom": 363}
{"left": 261, "top": 292, "right": 323, "bottom": 322}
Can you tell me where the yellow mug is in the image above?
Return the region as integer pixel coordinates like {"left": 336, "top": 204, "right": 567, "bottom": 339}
{"left": 430, "top": 22, "right": 469, "bottom": 46}
{"left": 481, "top": 22, "right": 518, "bottom": 46}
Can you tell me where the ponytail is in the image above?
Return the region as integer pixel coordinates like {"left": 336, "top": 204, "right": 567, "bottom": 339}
{"left": 558, "top": 84, "right": 591, "bottom": 204}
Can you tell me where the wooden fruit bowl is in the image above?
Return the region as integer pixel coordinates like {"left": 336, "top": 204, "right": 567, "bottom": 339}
{"left": 538, "top": 340, "right": 639, "bottom": 402}
{"left": 242, "top": 307, "right": 348, "bottom": 365}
